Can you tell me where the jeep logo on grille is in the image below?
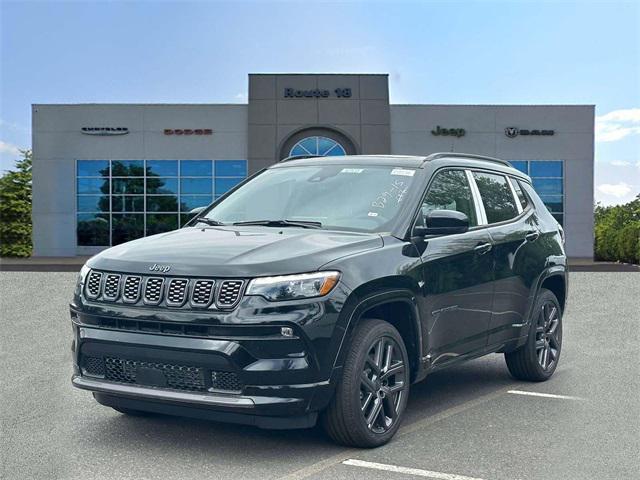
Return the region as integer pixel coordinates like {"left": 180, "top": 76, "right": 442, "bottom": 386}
{"left": 149, "top": 264, "right": 171, "bottom": 273}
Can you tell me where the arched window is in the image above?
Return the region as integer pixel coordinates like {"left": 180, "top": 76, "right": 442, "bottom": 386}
{"left": 289, "top": 136, "right": 346, "bottom": 157}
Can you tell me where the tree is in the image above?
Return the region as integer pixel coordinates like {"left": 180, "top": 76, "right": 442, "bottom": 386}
{"left": 594, "top": 194, "right": 640, "bottom": 264}
{"left": 0, "top": 149, "right": 32, "bottom": 257}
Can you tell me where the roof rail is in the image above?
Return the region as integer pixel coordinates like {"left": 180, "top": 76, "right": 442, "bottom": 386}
{"left": 423, "top": 152, "right": 511, "bottom": 167}
{"left": 280, "top": 154, "right": 324, "bottom": 163}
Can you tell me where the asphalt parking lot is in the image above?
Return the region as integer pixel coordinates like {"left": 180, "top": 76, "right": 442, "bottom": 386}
{"left": 1, "top": 272, "right": 638, "bottom": 480}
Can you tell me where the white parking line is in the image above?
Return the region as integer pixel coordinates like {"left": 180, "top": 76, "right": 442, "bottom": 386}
{"left": 507, "top": 389, "right": 583, "bottom": 400}
{"left": 343, "top": 459, "right": 486, "bottom": 480}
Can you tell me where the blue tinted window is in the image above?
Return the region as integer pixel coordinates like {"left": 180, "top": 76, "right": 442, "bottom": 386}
{"left": 77, "top": 195, "right": 109, "bottom": 212}
{"left": 289, "top": 136, "right": 346, "bottom": 157}
{"left": 530, "top": 161, "right": 562, "bottom": 177}
{"left": 77, "top": 160, "right": 109, "bottom": 177}
{"left": 77, "top": 213, "right": 110, "bottom": 246}
{"left": 77, "top": 178, "right": 108, "bottom": 194}
{"left": 180, "top": 195, "right": 213, "bottom": 211}
{"left": 181, "top": 160, "right": 212, "bottom": 177}
{"left": 539, "top": 195, "right": 563, "bottom": 213}
{"left": 111, "top": 160, "right": 144, "bottom": 176}
{"left": 215, "top": 160, "right": 247, "bottom": 177}
{"left": 147, "top": 196, "right": 179, "bottom": 212}
{"left": 147, "top": 160, "right": 178, "bottom": 177}
{"left": 533, "top": 178, "right": 563, "bottom": 195}
{"left": 215, "top": 177, "right": 243, "bottom": 195}
{"left": 181, "top": 178, "right": 213, "bottom": 194}
{"left": 510, "top": 161, "right": 528, "bottom": 174}
{"left": 146, "top": 178, "right": 178, "bottom": 194}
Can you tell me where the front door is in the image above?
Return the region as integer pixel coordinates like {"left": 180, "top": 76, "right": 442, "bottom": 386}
{"left": 417, "top": 169, "right": 495, "bottom": 367}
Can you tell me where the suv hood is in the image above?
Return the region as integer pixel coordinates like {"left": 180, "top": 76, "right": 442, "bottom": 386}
{"left": 88, "top": 226, "right": 383, "bottom": 277}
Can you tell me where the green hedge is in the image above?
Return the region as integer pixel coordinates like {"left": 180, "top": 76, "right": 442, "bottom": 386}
{"left": 594, "top": 195, "right": 640, "bottom": 264}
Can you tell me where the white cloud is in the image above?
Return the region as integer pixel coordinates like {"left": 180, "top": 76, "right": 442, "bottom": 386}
{"left": 234, "top": 92, "right": 247, "bottom": 102}
{"left": 597, "top": 182, "right": 633, "bottom": 198}
{"left": 595, "top": 108, "right": 640, "bottom": 142}
{"left": 0, "top": 140, "right": 21, "bottom": 156}
{"left": 610, "top": 160, "right": 631, "bottom": 166}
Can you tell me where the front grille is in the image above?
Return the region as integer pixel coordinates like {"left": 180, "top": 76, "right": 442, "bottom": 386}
{"left": 191, "top": 280, "right": 215, "bottom": 306}
{"left": 82, "top": 356, "right": 243, "bottom": 393}
{"left": 166, "top": 279, "right": 188, "bottom": 306}
{"left": 210, "top": 371, "right": 243, "bottom": 392}
{"left": 217, "top": 280, "right": 244, "bottom": 307}
{"left": 84, "top": 269, "right": 246, "bottom": 310}
{"left": 85, "top": 271, "right": 102, "bottom": 299}
{"left": 104, "top": 357, "right": 206, "bottom": 392}
{"left": 103, "top": 274, "right": 121, "bottom": 300}
{"left": 122, "top": 276, "right": 142, "bottom": 303}
{"left": 144, "top": 277, "right": 164, "bottom": 304}
{"left": 82, "top": 356, "right": 105, "bottom": 377}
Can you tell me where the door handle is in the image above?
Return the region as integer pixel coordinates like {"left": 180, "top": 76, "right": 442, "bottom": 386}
{"left": 474, "top": 242, "right": 492, "bottom": 255}
{"left": 525, "top": 231, "right": 540, "bottom": 242}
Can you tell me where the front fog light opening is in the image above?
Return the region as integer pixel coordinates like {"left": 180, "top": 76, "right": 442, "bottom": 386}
{"left": 281, "top": 327, "right": 294, "bottom": 337}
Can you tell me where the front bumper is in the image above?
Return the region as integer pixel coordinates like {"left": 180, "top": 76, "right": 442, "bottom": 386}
{"left": 71, "top": 311, "right": 339, "bottom": 428}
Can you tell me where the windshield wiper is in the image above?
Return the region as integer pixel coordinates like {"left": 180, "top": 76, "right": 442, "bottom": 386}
{"left": 194, "top": 217, "right": 226, "bottom": 226}
{"left": 232, "top": 219, "right": 322, "bottom": 229}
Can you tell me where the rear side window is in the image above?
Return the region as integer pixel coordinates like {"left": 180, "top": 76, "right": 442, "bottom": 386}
{"left": 511, "top": 178, "right": 529, "bottom": 210}
{"left": 472, "top": 172, "right": 519, "bottom": 224}
{"left": 421, "top": 170, "right": 478, "bottom": 226}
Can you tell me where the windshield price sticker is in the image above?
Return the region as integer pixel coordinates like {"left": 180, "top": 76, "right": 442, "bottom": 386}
{"left": 341, "top": 168, "right": 364, "bottom": 174}
{"left": 390, "top": 168, "right": 415, "bottom": 177}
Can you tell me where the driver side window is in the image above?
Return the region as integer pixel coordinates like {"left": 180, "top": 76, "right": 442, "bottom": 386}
{"left": 421, "top": 170, "right": 478, "bottom": 227}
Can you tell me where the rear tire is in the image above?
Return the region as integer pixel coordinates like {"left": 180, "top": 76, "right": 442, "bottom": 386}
{"left": 505, "top": 288, "right": 562, "bottom": 382}
{"left": 322, "top": 318, "right": 410, "bottom": 448}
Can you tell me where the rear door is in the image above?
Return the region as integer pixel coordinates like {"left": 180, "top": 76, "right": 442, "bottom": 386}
{"left": 418, "top": 169, "right": 495, "bottom": 367}
{"left": 470, "top": 171, "right": 541, "bottom": 348}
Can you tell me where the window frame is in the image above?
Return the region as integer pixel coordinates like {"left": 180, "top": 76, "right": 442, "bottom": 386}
{"left": 411, "top": 167, "right": 483, "bottom": 235}
{"left": 466, "top": 168, "right": 530, "bottom": 227}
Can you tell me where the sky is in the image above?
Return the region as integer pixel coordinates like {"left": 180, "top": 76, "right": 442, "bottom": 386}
{"left": 1, "top": 0, "right": 638, "bottom": 205}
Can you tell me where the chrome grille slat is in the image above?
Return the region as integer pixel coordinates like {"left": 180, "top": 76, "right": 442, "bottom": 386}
{"left": 103, "top": 274, "right": 121, "bottom": 300}
{"left": 85, "top": 271, "right": 102, "bottom": 299}
{"left": 144, "top": 277, "right": 164, "bottom": 304}
{"left": 122, "top": 276, "right": 142, "bottom": 303}
{"left": 216, "top": 280, "right": 244, "bottom": 308}
{"left": 84, "top": 270, "right": 245, "bottom": 310}
{"left": 166, "top": 279, "right": 189, "bottom": 306}
{"left": 191, "top": 280, "right": 215, "bottom": 307}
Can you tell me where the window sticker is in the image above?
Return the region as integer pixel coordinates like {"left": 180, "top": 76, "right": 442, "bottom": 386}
{"left": 390, "top": 168, "right": 415, "bottom": 177}
{"left": 341, "top": 168, "right": 364, "bottom": 174}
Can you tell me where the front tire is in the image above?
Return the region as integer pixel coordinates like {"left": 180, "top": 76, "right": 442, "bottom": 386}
{"left": 322, "top": 319, "right": 410, "bottom": 448}
{"left": 505, "top": 288, "right": 563, "bottom": 382}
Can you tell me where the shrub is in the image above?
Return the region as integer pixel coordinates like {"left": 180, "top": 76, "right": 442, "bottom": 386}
{"left": 594, "top": 195, "right": 640, "bottom": 264}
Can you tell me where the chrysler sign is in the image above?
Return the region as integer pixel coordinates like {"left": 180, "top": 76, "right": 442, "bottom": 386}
{"left": 284, "top": 88, "right": 352, "bottom": 98}
{"left": 81, "top": 127, "right": 129, "bottom": 136}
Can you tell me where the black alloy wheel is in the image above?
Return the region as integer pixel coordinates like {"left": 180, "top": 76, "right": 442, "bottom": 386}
{"left": 360, "top": 336, "right": 407, "bottom": 434}
{"left": 322, "top": 318, "right": 410, "bottom": 448}
{"left": 505, "top": 288, "right": 563, "bottom": 382}
{"left": 535, "top": 301, "right": 561, "bottom": 371}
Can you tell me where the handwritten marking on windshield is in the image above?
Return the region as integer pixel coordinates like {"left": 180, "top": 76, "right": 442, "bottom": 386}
{"left": 371, "top": 180, "right": 408, "bottom": 209}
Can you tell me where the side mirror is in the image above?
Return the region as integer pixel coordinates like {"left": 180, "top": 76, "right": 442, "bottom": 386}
{"left": 189, "top": 206, "right": 206, "bottom": 215}
{"left": 414, "top": 210, "right": 469, "bottom": 236}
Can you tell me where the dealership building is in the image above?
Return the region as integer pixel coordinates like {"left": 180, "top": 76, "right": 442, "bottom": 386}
{"left": 32, "top": 73, "right": 594, "bottom": 258}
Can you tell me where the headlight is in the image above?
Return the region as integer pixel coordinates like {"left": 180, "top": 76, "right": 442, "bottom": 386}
{"left": 246, "top": 271, "right": 340, "bottom": 301}
{"left": 75, "top": 264, "right": 91, "bottom": 295}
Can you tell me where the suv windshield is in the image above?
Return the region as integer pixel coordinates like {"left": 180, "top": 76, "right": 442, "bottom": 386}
{"left": 202, "top": 165, "right": 417, "bottom": 232}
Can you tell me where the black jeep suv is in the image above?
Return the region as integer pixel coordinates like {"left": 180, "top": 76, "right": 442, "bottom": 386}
{"left": 71, "top": 153, "right": 567, "bottom": 447}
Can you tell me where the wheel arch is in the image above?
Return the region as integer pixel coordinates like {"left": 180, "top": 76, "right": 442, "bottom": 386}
{"left": 333, "top": 288, "right": 424, "bottom": 383}
{"left": 538, "top": 270, "right": 567, "bottom": 313}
